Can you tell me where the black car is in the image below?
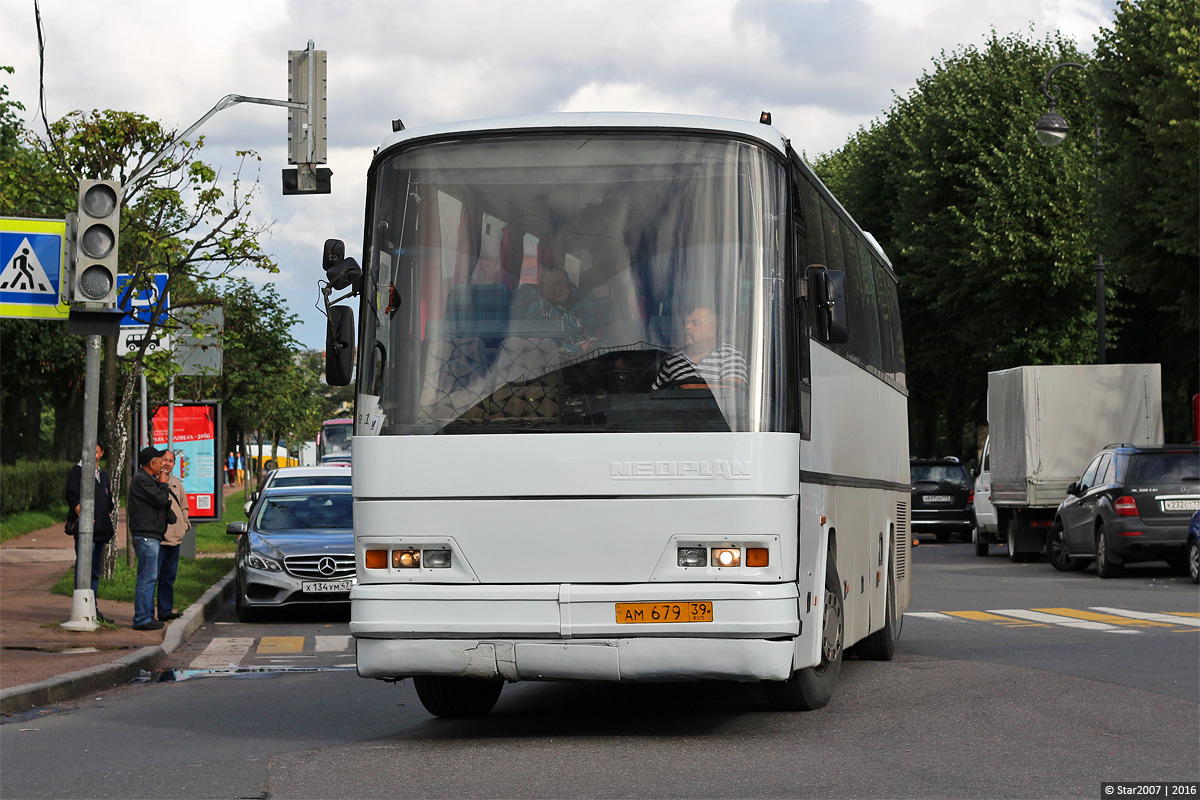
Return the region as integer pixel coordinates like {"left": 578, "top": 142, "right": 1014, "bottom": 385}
{"left": 910, "top": 457, "right": 975, "bottom": 542}
{"left": 1047, "top": 444, "right": 1200, "bottom": 578}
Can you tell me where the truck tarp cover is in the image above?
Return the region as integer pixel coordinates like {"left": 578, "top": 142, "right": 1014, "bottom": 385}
{"left": 988, "top": 364, "right": 1164, "bottom": 507}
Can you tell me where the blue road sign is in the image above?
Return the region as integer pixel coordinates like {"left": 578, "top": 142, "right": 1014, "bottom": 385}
{"left": 0, "top": 217, "right": 69, "bottom": 320}
{"left": 117, "top": 273, "right": 170, "bottom": 327}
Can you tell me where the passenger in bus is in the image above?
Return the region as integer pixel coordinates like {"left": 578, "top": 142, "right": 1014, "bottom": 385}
{"left": 651, "top": 307, "right": 747, "bottom": 390}
{"left": 524, "top": 267, "right": 599, "bottom": 355}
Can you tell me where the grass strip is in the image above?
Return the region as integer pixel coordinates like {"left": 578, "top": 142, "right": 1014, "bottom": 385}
{"left": 51, "top": 556, "right": 235, "bottom": 609}
{"left": 194, "top": 489, "right": 247, "bottom": 554}
{"left": 0, "top": 504, "right": 69, "bottom": 543}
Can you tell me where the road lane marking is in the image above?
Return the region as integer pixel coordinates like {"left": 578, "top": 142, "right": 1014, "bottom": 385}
{"left": 905, "top": 612, "right": 954, "bottom": 620}
{"left": 989, "top": 609, "right": 1134, "bottom": 632}
{"left": 945, "top": 610, "right": 1046, "bottom": 626}
{"left": 1091, "top": 608, "right": 1200, "bottom": 627}
{"left": 189, "top": 637, "right": 254, "bottom": 670}
{"left": 1034, "top": 608, "right": 1170, "bottom": 627}
{"left": 256, "top": 636, "right": 305, "bottom": 654}
{"left": 315, "top": 635, "right": 352, "bottom": 652}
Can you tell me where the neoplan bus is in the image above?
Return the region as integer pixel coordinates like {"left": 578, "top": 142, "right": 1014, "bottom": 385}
{"left": 319, "top": 112, "right": 910, "bottom": 718}
{"left": 318, "top": 418, "right": 353, "bottom": 463}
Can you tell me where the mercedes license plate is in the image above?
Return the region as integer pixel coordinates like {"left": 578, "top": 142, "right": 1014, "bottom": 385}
{"left": 1162, "top": 499, "right": 1199, "bottom": 512}
{"left": 302, "top": 579, "right": 354, "bottom": 593}
{"left": 616, "top": 602, "right": 713, "bottom": 623}
{"left": 922, "top": 495, "right": 952, "bottom": 503}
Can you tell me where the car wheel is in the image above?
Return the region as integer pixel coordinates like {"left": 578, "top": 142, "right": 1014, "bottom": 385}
{"left": 235, "top": 579, "right": 261, "bottom": 623}
{"left": 413, "top": 676, "right": 504, "bottom": 718}
{"left": 1095, "top": 523, "right": 1123, "bottom": 579}
{"left": 855, "top": 569, "right": 898, "bottom": 661}
{"left": 1189, "top": 540, "right": 1200, "bottom": 585}
{"left": 973, "top": 525, "right": 988, "bottom": 557}
{"left": 1046, "top": 523, "right": 1087, "bottom": 572}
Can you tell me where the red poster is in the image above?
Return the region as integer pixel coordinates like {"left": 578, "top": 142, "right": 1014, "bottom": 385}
{"left": 151, "top": 404, "right": 219, "bottom": 520}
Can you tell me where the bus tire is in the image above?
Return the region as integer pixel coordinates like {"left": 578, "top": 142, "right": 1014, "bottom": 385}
{"left": 855, "top": 571, "right": 898, "bottom": 661}
{"left": 413, "top": 676, "right": 504, "bottom": 718}
{"left": 764, "top": 553, "right": 843, "bottom": 710}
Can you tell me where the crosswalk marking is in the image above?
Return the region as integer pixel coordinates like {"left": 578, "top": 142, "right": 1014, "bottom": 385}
{"left": 1091, "top": 607, "right": 1200, "bottom": 627}
{"left": 189, "top": 637, "right": 255, "bottom": 669}
{"left": 315, "top": 635, "right": 352, "bottom": 652}
{"left": 946, "top": 610, "right": 1048, "bottom": 627}
{"left": 257, "top": 636, "right": 306, "bottom": 654}
{"left": 905, "top": 606, "right": 1198, "bottom": 635}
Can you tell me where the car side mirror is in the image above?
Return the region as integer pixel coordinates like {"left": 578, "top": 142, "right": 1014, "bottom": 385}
{"left": 809, "top": 268, "right": 850, "bottom": 345}
{"left": 226, "top": 521, "right": 248, "bottom": 536}
{"left": 1067, "top": 482, "right": 1079, "bottom": 496}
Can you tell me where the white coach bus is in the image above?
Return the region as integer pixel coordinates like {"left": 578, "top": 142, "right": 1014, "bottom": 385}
{"left": 318, "top": 112, "right": 910, "bottom": 717}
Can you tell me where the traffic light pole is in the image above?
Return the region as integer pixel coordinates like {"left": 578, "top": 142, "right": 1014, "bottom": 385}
{"left": 62, "top": 334, "right": 102, "bottom": 631}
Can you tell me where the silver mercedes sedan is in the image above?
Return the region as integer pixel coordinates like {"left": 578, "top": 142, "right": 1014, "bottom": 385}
{"left": 228, "top": 485, "right": 354, "bottom": 622}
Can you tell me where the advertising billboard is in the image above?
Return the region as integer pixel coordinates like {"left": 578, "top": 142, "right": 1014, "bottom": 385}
{"left": 151, "top": 403, "right": 222, "bottom": 520}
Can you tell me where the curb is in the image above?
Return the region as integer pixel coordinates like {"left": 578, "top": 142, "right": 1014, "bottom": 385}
{"left": 0, "top": 569, "right": 237, "bottom": 715}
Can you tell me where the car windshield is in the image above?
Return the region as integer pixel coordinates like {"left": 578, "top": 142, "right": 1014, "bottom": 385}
{"left": 255, "top": 494, "right": 353, "bottom": 531}
{"left": 911, "top": 464, "right": 970, "bottom": 486}
{"left": 1126, "top": 453, "right": 1200, "bottom": 483}
{"left": 268, "top": 475, "right": 352, "bottom": 488}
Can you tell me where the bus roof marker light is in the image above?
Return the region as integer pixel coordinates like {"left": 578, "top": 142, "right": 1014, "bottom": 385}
{"left": 759, "top": 111, "right": 772, "bottom": 125}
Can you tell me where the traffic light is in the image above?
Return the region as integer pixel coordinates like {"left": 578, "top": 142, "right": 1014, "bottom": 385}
{"left": 69, "top": 179, "right": 121, "bottom": 306}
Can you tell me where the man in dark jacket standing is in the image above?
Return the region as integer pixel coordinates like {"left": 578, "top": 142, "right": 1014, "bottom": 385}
{"left": 64, "top": 441, "right": 116, "bottom": 624}
{"left": 128, "top": 446, "right": 174, "bottom": 631}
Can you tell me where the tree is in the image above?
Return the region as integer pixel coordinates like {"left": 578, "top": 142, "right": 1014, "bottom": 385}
{"left": 813, "top": 32, "right": 1098, "bottom": 457}
{"left": 1093, "top": 0, "right": 1200, "bottom": 438}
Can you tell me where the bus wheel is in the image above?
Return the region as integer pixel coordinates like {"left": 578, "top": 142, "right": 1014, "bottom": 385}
{"left": 764, "top": 553, "right": 843, "bottom": 710}
{"left": 413, "top": 676, "right": 504, "bottom": 718}
{"left": 855, "top": 570, "right": 898, "bottom": 661}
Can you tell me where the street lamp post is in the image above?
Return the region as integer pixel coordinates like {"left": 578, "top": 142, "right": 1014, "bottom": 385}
{"left": 1034, "top": 61, "right": 1106, "bottom": 365}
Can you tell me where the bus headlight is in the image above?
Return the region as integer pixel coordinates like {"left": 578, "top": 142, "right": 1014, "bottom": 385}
{"left": 393, "top": 550, "right": 421, "bottom": 568}
{"left": 712, "top": 548, "right": 741, "bottom": 567}
{"left": 423, "top": 549, "right": 452, "bottom": 568}
{"left": 677, "top": 547, "right": 707, "bottom": 567}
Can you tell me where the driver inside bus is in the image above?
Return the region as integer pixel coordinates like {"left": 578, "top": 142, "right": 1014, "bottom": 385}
{"left": 651, "top": 307, "right": 747, "bottom": 390}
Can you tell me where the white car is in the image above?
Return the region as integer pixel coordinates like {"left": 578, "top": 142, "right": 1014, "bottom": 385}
{"left": 244, "top": 465, "right": 351, "bottom": 515}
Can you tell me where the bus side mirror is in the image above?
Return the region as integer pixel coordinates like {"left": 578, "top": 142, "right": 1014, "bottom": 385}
{"left": 811, "top": 269, "right": 850, "bottom": 344}
{"left": 326, "top": 305, "right": 355, "bottom": 386}
{"left": 323, "top": 239, "right": 362, "bottom": 292}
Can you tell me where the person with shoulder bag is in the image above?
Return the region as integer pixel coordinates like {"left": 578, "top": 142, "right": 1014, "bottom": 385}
{"left": 64, "top": 441, "right": 116, "bottom": 624}
{"left": 128, "top": 446, "right": 176, "bottom": 631}
{"left": 156, "top": 450, "right": 190, "bottom": 622}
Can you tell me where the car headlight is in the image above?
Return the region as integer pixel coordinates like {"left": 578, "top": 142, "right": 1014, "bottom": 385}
{"left": 245, "top": 551, "right": 283, "bottom": 572}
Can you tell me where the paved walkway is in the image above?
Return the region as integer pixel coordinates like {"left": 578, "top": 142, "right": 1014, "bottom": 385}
{"left": 0, "top": 482, "right": 242, "bottom": 712}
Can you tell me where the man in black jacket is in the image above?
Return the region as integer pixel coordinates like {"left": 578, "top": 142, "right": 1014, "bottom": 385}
{"left": 64, "top": 441, "right": 116, "bottom": 624}
{"left": 128, "top": 446, "right": 174, "bottom": 631}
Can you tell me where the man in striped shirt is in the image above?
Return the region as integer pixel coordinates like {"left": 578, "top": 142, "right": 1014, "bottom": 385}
{"left": 651, "top": 307, "right": 747, "bottom": 390}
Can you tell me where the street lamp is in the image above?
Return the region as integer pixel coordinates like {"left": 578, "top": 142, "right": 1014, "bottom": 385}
{"left": 1034, "top": 60, "right": 1106, "bottom": 364}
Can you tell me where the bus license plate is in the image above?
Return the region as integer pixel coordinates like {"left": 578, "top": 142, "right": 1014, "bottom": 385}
{"left": 616, "top": 602, "right": 713, "bottom": 624}
{"left": 922, "top": 495, "right": 952, "bottom": 503}
{"left": 1163, "top": 499, "right": 1199, "bottom": 512}
{"left": 302, "top": 579, "right": 354, "bottom": 593}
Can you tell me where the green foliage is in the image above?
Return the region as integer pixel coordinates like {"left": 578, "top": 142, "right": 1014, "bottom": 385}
{"left": 193, "top": 488, "right": 246, "bottom": 554}
{"left": 52, "top": 556, "right": 235, "bottom": 608}
{"left": 815, "top": 31, "right": 1097, "bottom": 456}
{"left": 0, "top": 460, "right": 74, "bottom": 516}
{"left": 1093, "top": 0, "right": 1200, "bottom": 438}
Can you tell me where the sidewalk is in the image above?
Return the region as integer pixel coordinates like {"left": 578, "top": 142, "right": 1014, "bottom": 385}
{"left": 0, "top": 483, "right": 241, "bottom": 714}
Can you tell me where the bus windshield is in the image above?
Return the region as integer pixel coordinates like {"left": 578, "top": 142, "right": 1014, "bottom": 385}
{"left": 358, "top": 133, "right": 788, "bottom": 435}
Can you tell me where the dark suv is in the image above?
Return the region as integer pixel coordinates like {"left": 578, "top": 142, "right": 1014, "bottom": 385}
{"left": 1047, "top": 444, "right": 1200, "bottom": 578}
{"left": 910, "top": 457, "right": 975, "bottom": 542}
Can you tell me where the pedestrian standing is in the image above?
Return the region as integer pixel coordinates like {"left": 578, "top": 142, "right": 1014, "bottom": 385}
{"left": 128, "top": 446, "right": 175, "bottom": 631}
{"left": 226, "top": 451, "right": 236, "bottom": 486}
{"left": 237, "top": 451, "right": 246, "bottom": 486}
{"left": 156, "top": 449, "right": 190, "bottom": 622}
{"left": 64, "top": 441, "right": 116, "bottom": 624}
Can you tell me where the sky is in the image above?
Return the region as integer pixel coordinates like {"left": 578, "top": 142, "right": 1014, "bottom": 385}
{"left": 1, "top": 0, "right": 1118, "bottom": 350}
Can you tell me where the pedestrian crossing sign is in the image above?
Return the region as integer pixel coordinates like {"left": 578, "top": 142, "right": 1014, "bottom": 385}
{"left": 0, "top": 217, "right": 70, "bottom": 321}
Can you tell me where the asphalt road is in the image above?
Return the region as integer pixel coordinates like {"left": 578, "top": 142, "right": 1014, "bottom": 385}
{"left": 2, "top": 540, "right": 1196, "bottom": 800}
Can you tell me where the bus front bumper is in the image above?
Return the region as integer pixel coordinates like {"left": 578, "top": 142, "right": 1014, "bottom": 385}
{"left": 351, "top": 582, "right": 802, "bottom": 682}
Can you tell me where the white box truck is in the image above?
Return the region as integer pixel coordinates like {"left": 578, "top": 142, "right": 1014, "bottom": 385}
{"left": 973, "top": 364, "right": 1164, "bottom": 560}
